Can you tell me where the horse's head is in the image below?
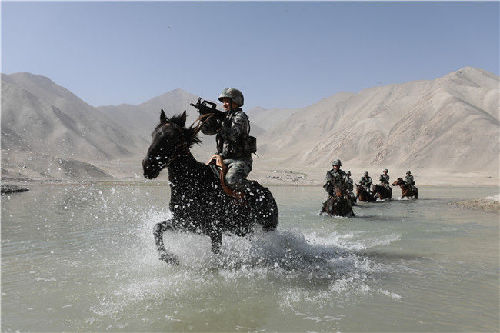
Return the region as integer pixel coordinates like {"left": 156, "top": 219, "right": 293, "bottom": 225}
{"left": 392, "top": 178, "right": 404, "bottom": 186}
{"left": 142, "top": 110, "right": 200, "bottom": 179}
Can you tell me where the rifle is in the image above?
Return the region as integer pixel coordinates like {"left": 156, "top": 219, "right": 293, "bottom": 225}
{"left": 190, "top": 97, "right": 226, "bottom": 120}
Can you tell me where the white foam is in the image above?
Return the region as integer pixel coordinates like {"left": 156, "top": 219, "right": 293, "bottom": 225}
{"left": 485, "top": 194, "right": 499, "bottom": 202}
{"left": 88, "top": 208, "right": 404, "bottom": 322}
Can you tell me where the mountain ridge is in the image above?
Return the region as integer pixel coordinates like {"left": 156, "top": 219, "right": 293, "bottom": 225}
{"left": 2, "top": 66, "right": 498, "bottom": 183}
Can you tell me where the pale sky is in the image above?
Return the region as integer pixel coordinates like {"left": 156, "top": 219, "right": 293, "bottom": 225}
{"left": 2, "top": 1, "right": 499, "bottom": 109}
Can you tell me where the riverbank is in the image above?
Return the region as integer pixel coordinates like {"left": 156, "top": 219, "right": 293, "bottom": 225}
{"left": 451, "top": 194, "right": 500, "bottom": 211}
{"left": 2, "top": 171, "right": 499, "bottom": 187}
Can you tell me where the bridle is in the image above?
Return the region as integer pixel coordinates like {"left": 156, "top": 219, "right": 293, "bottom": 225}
{"left": 159, "top": 113, "right": 216, "bottom": 168}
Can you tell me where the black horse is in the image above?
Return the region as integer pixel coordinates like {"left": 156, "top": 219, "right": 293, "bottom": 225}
{"left": 143, "top": 111, "right": 278, "bottom": 264}
{"left": 356, "top": 184, "right": 376, "bottom": 202}
{"left": 372, "top": 184, "right": 392, "bottom": 201}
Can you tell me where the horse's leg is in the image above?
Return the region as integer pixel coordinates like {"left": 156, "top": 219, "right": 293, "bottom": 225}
{"left": 345, "top": 198, "right": 355, "bottom": 217}
{"left": 153, "top": 220, "right": 180, "bottom": 264}
{"left": 415, "top": 188, "right": 418, "bottom": 199}
{"left": 333, "top": 197, "right": 341, "bottom": 216}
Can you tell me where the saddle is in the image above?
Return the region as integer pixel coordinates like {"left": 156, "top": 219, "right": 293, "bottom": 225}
{"left": 206, "top": 155, "right": 245, "bottom": 201}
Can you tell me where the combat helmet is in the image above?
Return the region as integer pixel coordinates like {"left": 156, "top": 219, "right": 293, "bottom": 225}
{"left": 406, "top": 170, "right": 412, "bottom": 175}
{"left": 383, "top": 168, "right": 388, "bottom": 173}
{"left": 364, "top": 171, "right": 369, "bottom": 176}
{"left": 218, "top": 88, "right": 244, "bottom": 107}
{"left": 331, "top": 159, "right": 342, "bottom": 167}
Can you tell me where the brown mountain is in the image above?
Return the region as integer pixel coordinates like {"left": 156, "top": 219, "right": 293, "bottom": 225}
{"left": 254, "top": 67, "right": 499, "bottom": 178}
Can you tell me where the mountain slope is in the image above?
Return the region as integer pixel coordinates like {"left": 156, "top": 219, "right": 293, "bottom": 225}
{"left": 1, "top": 73, "right": 147, "bottom": 179}
{"left": 2, "top": 67, "right": 498, "bottom": 182}
{"left": 256, "top": 67, "right": 499, "bottom": 173}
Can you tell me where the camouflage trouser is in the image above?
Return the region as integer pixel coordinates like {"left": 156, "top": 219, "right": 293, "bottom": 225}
{"left": 223, "top": 158, "right": 252, "bottom": 188}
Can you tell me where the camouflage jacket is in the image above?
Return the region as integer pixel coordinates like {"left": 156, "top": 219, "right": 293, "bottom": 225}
{"left": 379, "top": 174, "right": 390, "bottom": 185}
{"left": 201, "top": 108, "right": 252, "bottom": 159}
{"left": 323, "top": 169, "right": 346, "bottom": 195}
{"left": 360, "top": 176, "right": 372, "bottom": 188}
{"left": 405, "top": 174, "right": 414, "bottom": 185}
{"left": 345, "top": 176, "right": 354, "bottom": 191}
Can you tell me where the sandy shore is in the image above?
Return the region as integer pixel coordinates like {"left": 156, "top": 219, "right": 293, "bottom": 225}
{"left": 2, "top": 167, "right": 499, "bottom": 187}
{"left": 451, "top": 194, "right": 500, "bottom": 212}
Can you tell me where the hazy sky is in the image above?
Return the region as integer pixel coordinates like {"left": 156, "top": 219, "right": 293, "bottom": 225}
{"left": 2, "top": 1, "right": 499, "bottom": 109}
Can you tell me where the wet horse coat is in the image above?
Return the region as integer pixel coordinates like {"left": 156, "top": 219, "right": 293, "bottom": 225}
{"left": 356, "top": 184, "right": 376, "bottom": 202}
{"left": 142, "top": 111, "right": 278, "bottom": 263}
{"left": 321, "top": 186, "right": 355, "bottom": 217}
{"left": 372, "top": 184, "right": 393, "bottom": 201}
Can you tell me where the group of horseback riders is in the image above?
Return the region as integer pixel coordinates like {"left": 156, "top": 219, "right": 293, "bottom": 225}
{"left": 322, "top": 159, "right": 418, "bottom": 216}
{"left": 357, "top": 169, "right": 416, "bottom": 196}
{"left": 320, "top": 158, "right": 418, "bottom": 215}
{"left": 325, "top": 160, "right": 416, "bottom": 197}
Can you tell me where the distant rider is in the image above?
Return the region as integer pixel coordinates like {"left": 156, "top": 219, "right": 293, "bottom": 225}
{"left": 201, "top": 88, "right": 254, "bottom": 190}
{"left": 405, "top": 171, "right": 415, "bottom": 190}
{"left": 323, "top": 159, "right": 346, "bottom": 197}
{"left": 345, "top": 170, "right": 356, "bottom": 203}
{"left": 379, "top": 168, "right": 390, "bottom": 189}
{"left": 345, "top": 170, "right": 354, "bottom": 193}
{"left": 359, "top": 171, "right": 372, "bottom": 192}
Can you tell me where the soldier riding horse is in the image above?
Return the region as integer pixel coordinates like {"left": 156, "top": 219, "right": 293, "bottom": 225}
{"left": 321, "top": 159, "right": 354, "bottom": 217}
{"left": 142, "top": 111, "right": 278, "bottom": 264}
{"left": 392, "top": 177, "right": 418, "bottom": 199}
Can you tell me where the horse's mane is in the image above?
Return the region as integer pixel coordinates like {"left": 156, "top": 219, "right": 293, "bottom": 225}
{"left": 168, "top": 112, "right": 202, "bottom": 148}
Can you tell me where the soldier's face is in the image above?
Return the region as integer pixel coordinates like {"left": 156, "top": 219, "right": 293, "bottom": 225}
{"left": 333, "top": 165, "right": 339, "bottom": 171}
{"left": 222, "top": 98, "right": 239, "bottom": 111}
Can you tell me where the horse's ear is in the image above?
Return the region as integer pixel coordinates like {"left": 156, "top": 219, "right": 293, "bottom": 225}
{"left": 179, "top": 111, "right": 187, "bottom": 127}
{"left": 160, "top": 109, "right": 168, "bottom": 124}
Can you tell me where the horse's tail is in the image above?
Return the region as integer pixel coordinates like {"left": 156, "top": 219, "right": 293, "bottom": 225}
{"left": 247, "top": 181, "right": 278, "bottom": 231}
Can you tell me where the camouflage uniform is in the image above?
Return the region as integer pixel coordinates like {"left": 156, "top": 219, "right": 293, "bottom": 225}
{"left": 345, "top": 172, "right": 354, "bottom": 192}
{"left": 379, "top": 170, "right": 390, "bottom": 189}
{"left": 359, "top": 173, "right": 372, "bottom": 192}
{"left": 405, "top": 172, "right": 415, "bottom": 190}
{"left": 323, "top": 160, "right": 346, "bottom": 196}
{"left": 201, "top": 88, "right": 253, "bottom": 188}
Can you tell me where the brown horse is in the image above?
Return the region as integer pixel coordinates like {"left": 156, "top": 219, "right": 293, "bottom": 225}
{"left": 321, "top": 186, "right": 355, "bottom": 217}
{"left": 392, "top": 178, "right": 418, "bottom": 199}
{"left": 356, "top": 184, "right": 376, "bottom": 202}
{"left": 372, "top": 184, "right": 392, "bottom": 201}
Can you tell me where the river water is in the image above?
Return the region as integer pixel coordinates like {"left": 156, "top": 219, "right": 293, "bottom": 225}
{"left": 2, "top": 183, "right": 499, "bottom": 332}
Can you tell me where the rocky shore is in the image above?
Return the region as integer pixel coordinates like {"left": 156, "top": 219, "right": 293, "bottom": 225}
{"left": 1, "top": 184, "right": 29, "bottom": 194}
{"left": 451, "top": 194, "right": 500, "bottom": 212}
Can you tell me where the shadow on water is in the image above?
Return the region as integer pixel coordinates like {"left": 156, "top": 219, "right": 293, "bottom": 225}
{"left": 358, "top": 249, "right": 429, "bottom": 261}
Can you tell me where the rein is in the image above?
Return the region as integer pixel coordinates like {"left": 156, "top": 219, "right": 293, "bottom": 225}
{"left": 191, "top": 113, "right": 216, "bottom": 137}
{"left": 163, "top": 114, "right": 215, "bottom": 168}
